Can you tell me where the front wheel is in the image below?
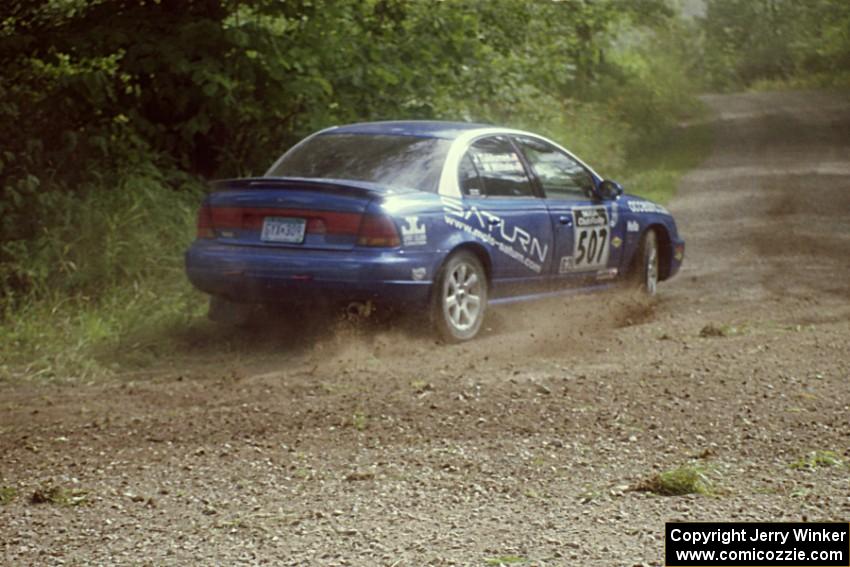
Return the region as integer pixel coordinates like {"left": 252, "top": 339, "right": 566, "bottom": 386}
{"left": 431, "top": 251, "right": 488, "bottom": 342}
{"left": 629, "top": 229, "right": 659, "bottom": 296}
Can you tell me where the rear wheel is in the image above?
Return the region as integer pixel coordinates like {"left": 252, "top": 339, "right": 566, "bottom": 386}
{"left": 629, "top": 229, "right": 659, "bottom": 296}
{"left": 431, "top": 251, "right": 488, "bottom": 342}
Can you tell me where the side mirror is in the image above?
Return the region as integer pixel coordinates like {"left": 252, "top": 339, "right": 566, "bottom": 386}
{"left": 597, "top": 179, "right": 623, "bottom": 200}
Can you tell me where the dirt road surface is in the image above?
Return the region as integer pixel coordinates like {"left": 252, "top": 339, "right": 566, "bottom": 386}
{"left": 2, "top": 90, "right": 849, "bottom": 566}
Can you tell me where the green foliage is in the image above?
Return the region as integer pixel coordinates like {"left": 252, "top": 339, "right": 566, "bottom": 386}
{"left": 619, "top": 121, "right": 713, "bottom": 205}
{"left": 0, "top": 486, "right": 17, "bottom": 504}
{"left": 790, "top": 450, "right": 843, "bottom": 470}
{"left": 636, "top": 464, "right": 715, "bottom": 496}
{"left": 1, "top": 163, "right": 200, "bottom": 299}
{"left": 605, "top": 21, "right": 705, "bottom": 146}
{"left": 3, "top": 0, "right": 671, "bottom": 186}
{"left": 0, "top": 169, "right": 205, "bottom": 381}
{"left": 0, "top": 272, "right": 205, "bottom": 381}
{"left": 700, "top": 0, "right": 850, "bottom": 89}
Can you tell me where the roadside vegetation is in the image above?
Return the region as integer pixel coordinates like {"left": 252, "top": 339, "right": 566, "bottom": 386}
{"left": 634, "top": 464, "right": 716, "bottom": 496}
{"left": 1, "top": 0, "right": 848, "bottom": 381}
{"left": 789, "top": 451, "right": 844, "bottom": 471}
{"left": 29, "top": 484, "right": 90, "bottom": 507}
{"left": 699, "top": 0, "right": 850, "bottom": 91}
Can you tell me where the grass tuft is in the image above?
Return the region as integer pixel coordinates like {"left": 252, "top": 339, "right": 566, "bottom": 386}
{"left": 0, "top": 486, "right": 17, "bottom": 504}
{"left": 699, "top": 323, "right": 744, "bottom": 338}
{"left": 30, "top": 485, "right": 89, "bottom": 507}
{"left": 351, "top": 412, "right": 369, "bottom": 432}
{"left": 790, "top": 450, "right": 843, "bottom": 470}
{"left": 634, "top": 464, "right": 714, "bottom": 496}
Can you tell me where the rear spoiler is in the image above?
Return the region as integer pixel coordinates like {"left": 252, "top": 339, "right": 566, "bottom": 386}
{"left": 210, "top": 176, "right": 409, "bottom": 198}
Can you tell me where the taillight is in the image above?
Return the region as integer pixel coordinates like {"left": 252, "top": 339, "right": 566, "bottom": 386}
{"left": 357, "top": 214, "right": 400, "bottom": 247}
{"left": 196, "top": 204, "right": 214, "bottom": 239}
{"left": 196, "top": 205, "right": 398, "bottom": 246}
{"left": 307, "top": 218, "right": 327, "bottom": 234}
{"left": 308, "top": 212, "right": 360, "bottom": 234}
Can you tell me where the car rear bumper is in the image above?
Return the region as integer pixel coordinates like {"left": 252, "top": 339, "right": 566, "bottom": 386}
{"left": 185, "top": 241, "right": 436, "bottom": 305}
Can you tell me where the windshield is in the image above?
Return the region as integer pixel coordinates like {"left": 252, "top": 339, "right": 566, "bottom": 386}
{"left": 266, "top": 133, "right": 451, "bottom": 193}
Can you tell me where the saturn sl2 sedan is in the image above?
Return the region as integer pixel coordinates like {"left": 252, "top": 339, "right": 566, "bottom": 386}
{"left": 185, "top": 121, "right": 685, "bottom": 341}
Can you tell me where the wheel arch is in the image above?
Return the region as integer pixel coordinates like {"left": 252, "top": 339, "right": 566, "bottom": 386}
{"left": 429, "top": 242, "right": 493, "bottom": 306}
{"left": 442, "top": 242, "right": 493, "bottom": 286}
{"left": 646, "top": 223, "right": 673, "bottom": 281}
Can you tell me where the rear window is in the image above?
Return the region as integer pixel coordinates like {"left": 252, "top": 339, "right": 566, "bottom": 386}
{"left": 267, "top": 133, "right": 451, "bottom": 193}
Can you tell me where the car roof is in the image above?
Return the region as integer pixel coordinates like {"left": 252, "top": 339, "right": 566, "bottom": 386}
{"left": 323, "top": 120, "right": 495, "bottom": 140}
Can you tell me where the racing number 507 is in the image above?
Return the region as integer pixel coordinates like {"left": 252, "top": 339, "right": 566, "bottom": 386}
{"left": 576, "top": 227, "right": 608, "bottom": 267}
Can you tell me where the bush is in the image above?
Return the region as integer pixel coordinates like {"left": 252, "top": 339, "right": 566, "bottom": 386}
{"left": 700, "top": 0, "right": 850, "bottom": 90}
{"left": 1, "top": 161, "right": 200, "bottom": 299}
{"left": 0, "top": 164, "right": 206, "bottom": 381}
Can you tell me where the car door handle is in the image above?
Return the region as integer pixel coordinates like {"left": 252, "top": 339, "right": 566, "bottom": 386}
{"left": 488, "top": 218, "right": 501, "bottom": 226}
{"left": 558, "top": 215, "right": 572, "bottom": 226}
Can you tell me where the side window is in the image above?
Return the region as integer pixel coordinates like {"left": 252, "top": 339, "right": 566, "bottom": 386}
{"left": 459, "top": 153, "right": 485, "bottom": 197}
{"left": 461, "top": 136, "right": 535, "bottom": 198}
{"left": 515, "top": 136, "right": 594, "bottom": 199}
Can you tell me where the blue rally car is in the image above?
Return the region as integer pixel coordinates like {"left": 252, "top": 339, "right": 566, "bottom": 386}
{"left": 185, "top": 121, "right": 684, "bottom": 341}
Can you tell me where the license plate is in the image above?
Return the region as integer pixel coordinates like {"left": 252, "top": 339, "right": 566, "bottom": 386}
{"left": 261, "top": 217, "right": 306, "bottom": 243}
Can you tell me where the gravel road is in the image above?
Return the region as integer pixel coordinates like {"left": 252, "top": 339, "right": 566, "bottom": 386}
{"left": 2, "top": 90, "right": 849, "bottom": 566}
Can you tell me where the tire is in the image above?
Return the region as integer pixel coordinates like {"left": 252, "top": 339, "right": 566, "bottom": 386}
{"left": 629, "top": 229, "right": 659, "bottom": 296}
{"left": 431, "top": 251, "right": 488, "bottom": 342}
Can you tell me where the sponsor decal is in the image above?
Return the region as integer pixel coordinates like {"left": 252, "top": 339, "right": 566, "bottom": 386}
{"left": 441, "top": 196, "right": 548, "bottom": 273}
{"left": 411, "top": 267, "right": 427, "bottom": 281}
{"left": 627, "top": 200, "right": 669, "bottom": 215}
{"left": 609, "top": 203, "right": 619, "bottom": 227}
{"left": 558, "top": 256, "right": 574, "bottom": 274}
{"left": 627, "top": 220, "right": 640, "bottom": 233}
{"left": 612, "top": 236, "right": 622, "bottom": 248}
{"left": 575, "top": 207, "right": 607, "bottom": 228}
{"left": 401, "top": 216, "right": 427, "bottom": 246}
{"left": 568, "top": 206, "right": 611, "bottom": 272}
